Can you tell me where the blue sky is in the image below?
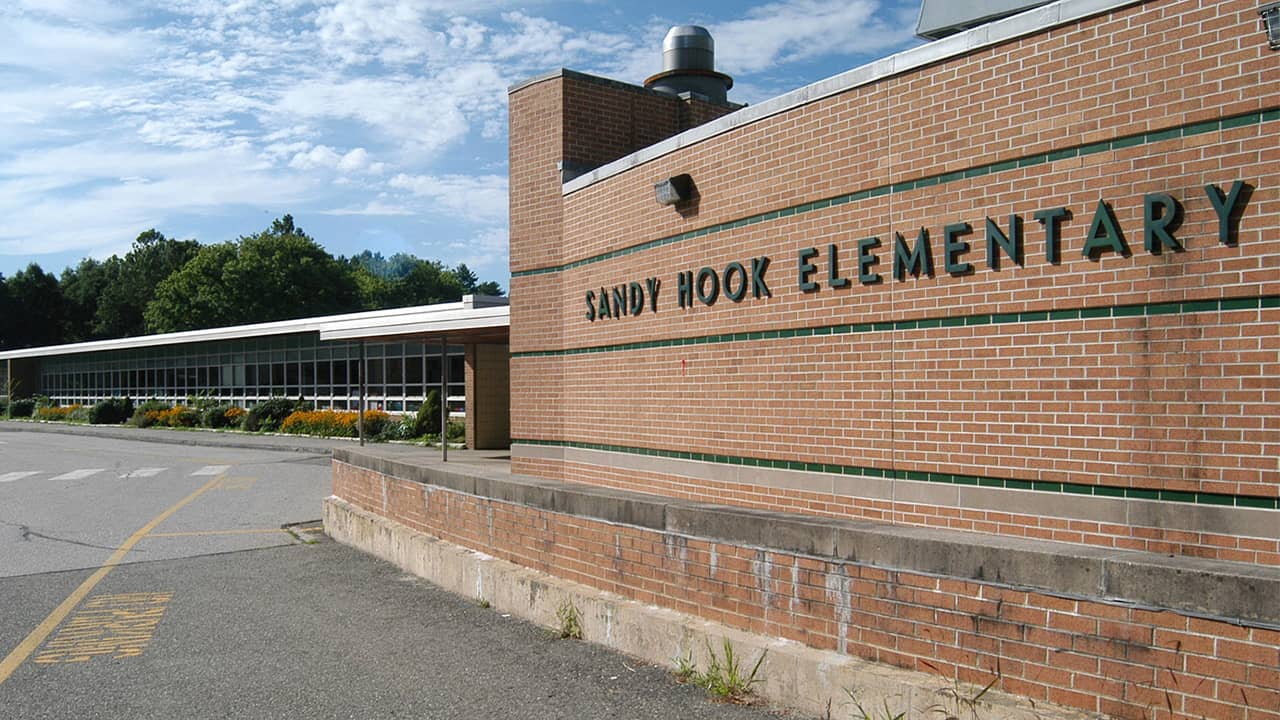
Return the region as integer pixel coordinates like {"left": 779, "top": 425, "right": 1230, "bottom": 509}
{"left": 0, "top": 0, "right": 923, "bottom": 288}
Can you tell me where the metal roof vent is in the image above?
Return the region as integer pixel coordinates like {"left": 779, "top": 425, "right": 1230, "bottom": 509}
{"left": 644, "top": 25, "right": 733, "bottom": 104}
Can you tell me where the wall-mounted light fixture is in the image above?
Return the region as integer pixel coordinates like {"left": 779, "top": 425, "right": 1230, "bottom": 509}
{"left": 654, "top": 174, "right": 693, "bottom": 206}
{"left": 1262, "top": 2, "right": 1280, "bottom": 49}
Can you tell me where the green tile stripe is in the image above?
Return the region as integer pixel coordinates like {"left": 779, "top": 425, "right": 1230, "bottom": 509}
{"left": 512, "top": 107, "right": 1279, "bottom": 280}
{"left": 513, "top": 438, "right": 1280, "bottom": 510}
{"left": 512, "top": 294, "right": 1280, "bottom": 358}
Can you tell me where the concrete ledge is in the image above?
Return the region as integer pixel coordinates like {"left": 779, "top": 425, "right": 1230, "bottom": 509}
{"left": 335, "top": 448, "right": 1280, "bottom": 628}
{"left": 324, "top": 496, "right": 1093, "bottom": 720}
{"left": 519, "top": 444, "right": 1280, "bottom": 541}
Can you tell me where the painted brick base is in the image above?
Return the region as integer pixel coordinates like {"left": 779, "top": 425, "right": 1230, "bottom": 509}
{"left": 333, "top": 459, "right": 1280, "bottom": 720}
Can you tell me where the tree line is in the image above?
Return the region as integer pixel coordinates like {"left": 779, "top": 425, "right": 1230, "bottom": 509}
{"left": 0, "top": 215, "right": 503, "bottom": 350}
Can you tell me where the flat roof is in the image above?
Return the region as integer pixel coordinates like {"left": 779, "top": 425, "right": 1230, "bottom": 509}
{"left": 560, "top": 0, "right": 1140, "bottom": 196}
{"left": 0, "top": 295, "right": 509, "bottom": 361}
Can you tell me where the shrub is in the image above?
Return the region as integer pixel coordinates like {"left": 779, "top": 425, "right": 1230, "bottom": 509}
{"left": 244, "top": 397, "right": 311, "bottom": 432}
{"left": 446, "top": 420, "right": 466, "bottom": 444}
{"left": 200, "top": 403, "right": 240, "bottom": 429}
{"left": 35, "top": 404, "right": 83, "bottom": 422}
{"left": 280, "top": 409, "right": 390, "bottom": 438}
{"left": 224, "top": 406, "right": 246, "bottom": 427}
{"left": 362, "top": 410, "right": 391, "bottom": 438}
{"left": 374, "top": 417, "right": 414, "bottom": 442}
{"left": 9, "top": 399, "right": 34, "bottom": 418}
{"left": 412, "top": 390, "right": 442, "bottom": 438}
{"left": 129, "top": 400, "right": 172, "bottom": 428}
{"left": 154, "top": 405, "right": 199, "bottom": 428}
{"left": 89, "top": 398, "right": 134, "bottom": 425}
{"left": 0, "top": 398, "right": 8, "bottom": 416}
{"left": 67, "top": 406, "right": 92, "bottom": 423}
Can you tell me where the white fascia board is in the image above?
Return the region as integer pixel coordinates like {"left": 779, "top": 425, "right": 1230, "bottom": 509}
{"left": 0, "top": 302, "right": 484, "bottom": 361}
{"left": 562, "top": 0, "right": 1141, "bottom": 196}
{"left": 318, "top": 307, "right": 510, "bottom": 342}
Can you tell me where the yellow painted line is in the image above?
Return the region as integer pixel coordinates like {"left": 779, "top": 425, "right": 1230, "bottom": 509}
{"left": 147, "top": 528, "right": 286, "bottom": 538}
{"left": 0, "top": 477, "right": 220, "bottom": 685}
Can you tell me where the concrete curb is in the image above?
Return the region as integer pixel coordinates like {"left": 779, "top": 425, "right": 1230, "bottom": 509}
{"left": 324, "top": 495, "right": 1094, "bottom": 720}
{"left": 0, "top": 420, "right": 344, "bottom": 455}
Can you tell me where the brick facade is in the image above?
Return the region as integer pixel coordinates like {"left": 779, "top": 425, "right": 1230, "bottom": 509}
{"left": 507, "top": 0, "right": 1279, "bottom": 561}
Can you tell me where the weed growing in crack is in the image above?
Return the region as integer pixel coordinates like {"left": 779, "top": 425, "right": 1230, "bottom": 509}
{"left": 555, "top": 599, "right": 582, "bottom": 640}
{"left": 673, "top": 638, "right": 767, "bottom": 703}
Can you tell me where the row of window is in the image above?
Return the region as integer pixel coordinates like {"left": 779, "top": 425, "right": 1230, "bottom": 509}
{"left": 36, "top": 334, "right": 465, "bottom": 410}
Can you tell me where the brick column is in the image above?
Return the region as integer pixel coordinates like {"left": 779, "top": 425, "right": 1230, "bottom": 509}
{"left": 465, "top": 343, "right": 510, "bottom": 450}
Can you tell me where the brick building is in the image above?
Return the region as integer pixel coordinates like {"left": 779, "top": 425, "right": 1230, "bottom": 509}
{"left": 329, "top": 2, "right": 1278, "bottom": 717}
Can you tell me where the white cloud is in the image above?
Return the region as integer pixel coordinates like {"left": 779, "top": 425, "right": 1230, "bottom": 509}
{"left": 288, "top": 144, "right": 387, "bottom": 174}
{"left": 443, "top": 224, "right": 508, "bottom": 272}
{"left": 320, "top": 200, "right": 415, "bottom": 216}
{"left": 278, "top": 76, "right": 474, "bottom": 155}
{"left": 711, "top": 0, "right": 916, "bottom": 74}
{"left": 0, "top": 17, "right": 143, "bottom": 75}
{"left": 388, "top": 173, "right": 507, "bottom": 225}
{"left": 314, "top": 0, "right": 448, "bottom": 65}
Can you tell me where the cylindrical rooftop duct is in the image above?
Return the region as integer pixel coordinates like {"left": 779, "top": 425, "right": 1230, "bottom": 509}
{"left": 645, "top": 25, "right": 733, "bottom": 104}
{"left": 662, "top": 25, "right": 715, "bottom": 72}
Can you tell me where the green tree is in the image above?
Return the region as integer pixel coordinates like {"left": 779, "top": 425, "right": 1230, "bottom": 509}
{"left": 60, "top": 257, "right": 120, "bottom": 342}
{"left": 0, "top": 273, "right": 11, "bottom": 350}
{"left": 95, "top": 229, "right": 200, "bottom": 337}
{"left": 474, "top": 280, "right": 504, "bottom": 297}
{"left": 349, "top": 250, "right": 418, "bottom": 280}
{"left": 397, "top": 259, "right": 465, "bottom": 306}
{"left": 351, "top": 264, "right": 399, "bottom": 310}
{"left": 454, "top": 263, "right": 479, "bottom": 293}
{"left": 144, "top": 215, "right": 358, "bottom": 332}
{"left": 3, "top": 264, "right": 65, "bottom": 349}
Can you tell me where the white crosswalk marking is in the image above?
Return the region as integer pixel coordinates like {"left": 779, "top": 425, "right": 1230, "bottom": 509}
{"left": 120, "top": 467, "right": 167, "bottom": 479}
{"left": 0, "top": 471, "right": 40, "bottom": 483}
{"left": 191, "top": 465, "right": 231, "bottom": 476}
{"left": 50, "top": 469, "right": 105, "bottom": 482}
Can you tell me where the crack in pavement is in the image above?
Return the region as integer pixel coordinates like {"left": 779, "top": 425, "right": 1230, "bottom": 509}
{"left": 1, "top": 519, "right": 128, "bottom": 553}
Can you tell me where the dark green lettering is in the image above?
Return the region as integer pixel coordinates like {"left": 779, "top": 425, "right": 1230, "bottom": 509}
{"left": 943, "top": 222, "right": 972, "bottom": 275}
{"left": 585, "top": 290, "right": 596, "bottom": 321}
{"left": 610, "top": 286, "right": 625, "bottom": 318}
{"left": 751, "top": 256, "right": 772, "bottom": 298}
{"left": 985, "top": 215, "right": 1022, "bottom": 270}
{"left": 598, "top": 287, "right": 611, "bottom": 319}
{"left": 893, "top": 228, "right": 933, "bottom": 281}
{"left": 828, "top": 244, "right": 850, "bottom": 288}
{"left": 1034, "top": 207, "right": 1069, "bottom": 264}
{"left": 646, "top": 277, "right": 661, "bottom": 313}
{"left": 1083, "top": 201, "right": 1129, "bottom": 258}
{"left": 857, "top": 237, "right": 881, "bottom": 284}
{"left": 695, "top": 267, "right": 719, "bottom": 306}
{"left": 798, "top": 247, "right": 819, "bottom": 292}
{"left": 1143, "top": 193, "right": 1182, "bottom": 254}
{"left": 1204, "top": 181, "right": 1248, "bottom": 246}
{"left": 677, "top": 271, "right": 693, "bottom": 308}
{"left": 724, "top": 262, "right": 747, "bottom": 302}
{"left": 628, "top": 282, "right": 644, "bottom": 316}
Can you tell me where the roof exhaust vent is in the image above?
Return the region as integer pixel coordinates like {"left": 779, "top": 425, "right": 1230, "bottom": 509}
{"left": 644, "top": 25, "right": 733, "bottom": 104}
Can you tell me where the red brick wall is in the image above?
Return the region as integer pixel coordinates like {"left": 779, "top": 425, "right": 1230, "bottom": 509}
{"left": 508, "top": 0, "right": 1279, "bottom": 560}
{"left": 335, "top": 461, "right": 1280, "bottom": 720}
